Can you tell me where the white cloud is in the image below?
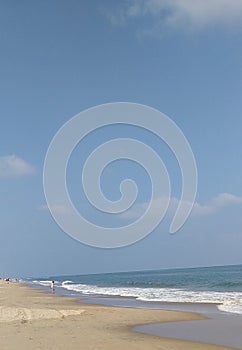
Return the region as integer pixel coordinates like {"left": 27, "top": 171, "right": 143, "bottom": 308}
{"left": 212, "top": 192, "right": 242, "bottom": 206}
{"left": 120, "top": 192, "right": 242, "bottom": 221}
{"left": 0, "top": 155, "right": 35, "bottom": 178}
{"left": 106, "top": 0, "right": 242, "bottom": 33}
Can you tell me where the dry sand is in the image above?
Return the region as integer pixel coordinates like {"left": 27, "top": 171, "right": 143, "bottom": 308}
{"left": 0, "top": 280, "right": 237, "bottom": 350}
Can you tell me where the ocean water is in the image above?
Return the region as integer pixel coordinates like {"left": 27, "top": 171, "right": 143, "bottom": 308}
{"left": 28, "top": 264, "right": 242, "bottom": 315}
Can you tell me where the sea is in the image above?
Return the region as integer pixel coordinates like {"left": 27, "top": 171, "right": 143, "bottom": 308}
{"left": 26, "top": 264, "right": 242, "bottom": 315}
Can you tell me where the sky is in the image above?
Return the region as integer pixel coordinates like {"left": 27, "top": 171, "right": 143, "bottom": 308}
{"left": 1, "top": 0, "right": 242, "bottom": 278}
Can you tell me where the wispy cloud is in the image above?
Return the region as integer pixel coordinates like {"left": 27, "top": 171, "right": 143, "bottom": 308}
{"left": 105, "top": 0, "right": 242, "bottom": 34}
{"left": 0, "top": 155, "right": 35, "bottom": 178}
{"left": 212, "top": 192, "right": 242, "bottom": 206}
{"left": 120, "top": 192, "right": 242, "bottom": 221}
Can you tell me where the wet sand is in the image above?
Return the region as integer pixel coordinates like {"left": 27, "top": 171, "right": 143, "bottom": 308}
{"left": 134, "top": 314, "right": 242, "bottom": 349}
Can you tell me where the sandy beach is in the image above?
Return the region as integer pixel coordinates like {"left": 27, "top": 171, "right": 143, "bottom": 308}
{"left": 0, "top": 280, "right": 238, "bottom": 350}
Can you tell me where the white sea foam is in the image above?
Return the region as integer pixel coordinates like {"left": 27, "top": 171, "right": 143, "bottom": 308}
{"left": 61, "top": 281, "right": 73, "bottom": 285}
{"left": 218, "top": 304, "right": 242, "bottom": 314}
{"left": 59, "top": 283, "right": 242, "bottom": 314}
{"left": 33, "top": 280, "right": 53, "bottom": 287}
{"left": 30, "top": 279, "right": 242, "bottom": 315}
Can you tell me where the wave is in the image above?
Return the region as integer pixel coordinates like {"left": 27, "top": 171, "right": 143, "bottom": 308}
{"left": 31, "top": 280, "right": 74, "bottom": 287}
{"left": 218, "top": 304, "right": 242, "bottom": 314}
{"left": 47, "top": 281, "right": 242, "bottom": 315}
{"left": 61, "top": 280, "right": 74, "bottom": 285}
{"left": 29, "top": 267, "right": 242, "bottom": 316}
{"left": 32, "top": 280, "right": 53, "bottom": 287}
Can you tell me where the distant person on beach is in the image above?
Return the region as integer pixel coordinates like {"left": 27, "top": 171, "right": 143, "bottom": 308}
{"left": 51, "top": 281, "right": 55, "bottom": 294}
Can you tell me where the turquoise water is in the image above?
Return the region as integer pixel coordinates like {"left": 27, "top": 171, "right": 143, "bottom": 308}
{"left": 30, "top": 264, "right": 242, "bottom": 314}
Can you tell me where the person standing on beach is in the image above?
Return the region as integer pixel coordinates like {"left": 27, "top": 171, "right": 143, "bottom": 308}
{"left": 51, "top": 281, "right": 55, "bottom": 294}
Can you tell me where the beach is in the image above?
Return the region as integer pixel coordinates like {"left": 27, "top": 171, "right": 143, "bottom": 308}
{"left": 0, "top": 280, "right": 238, "bottom": 350}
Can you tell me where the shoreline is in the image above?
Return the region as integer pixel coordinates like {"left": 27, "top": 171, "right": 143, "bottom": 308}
{"left": 49, "top": 284, "right": 242, "bottom": 349}
{"left": 0, "top": 280, "right": 239, "bottom": 350}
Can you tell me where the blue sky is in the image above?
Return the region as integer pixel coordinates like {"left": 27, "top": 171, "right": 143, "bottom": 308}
{"left": 1, "top": 0, "right": 242, "bottom": 278}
